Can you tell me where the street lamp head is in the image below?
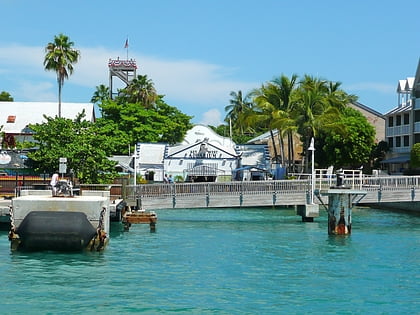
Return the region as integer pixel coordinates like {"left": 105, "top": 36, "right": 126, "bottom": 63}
{"left": 308, "top": 137, "right": 315, "bottom": 151}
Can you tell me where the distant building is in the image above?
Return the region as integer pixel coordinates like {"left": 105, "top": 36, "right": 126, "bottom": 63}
{"left": 382, "top": 59, "right": 420, "bottom": 174}
{"left": 0, "top": 101, "right": 95, "bottom": 146}
{"left": 348, "top": 101, "right": 385, "bottom": 143}
{"left": 129, "top": 125, "right": 271, "bottom": 182}
{"left": 0, "top": 101, "right": 95, "bottom": 174}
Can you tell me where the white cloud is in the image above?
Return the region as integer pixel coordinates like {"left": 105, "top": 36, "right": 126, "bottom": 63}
{"left": 0, "top": 44, "right": 257, "bottom": 123}
{"left": 345, "top": 82, "right": 395, "bottom": 94}
{"left": 199, "top": 108, "right": 223, "bottom": 126}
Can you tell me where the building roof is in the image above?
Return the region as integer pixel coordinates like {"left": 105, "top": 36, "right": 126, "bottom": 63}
{"left": 349, "top": 101, "right": 384, "bottom": 118}
{"left": 414, "top": 58, "right": 420, "bottom": 96}
{"left": 0, "top": 102, "right": 95, "bottom": 134}
{"left": 384, "top": 103, "right": 412, "bottom": 116}
{"left": 235, "top": 144, "right": 270, "bottom": 169}
{"left": 397, "top": 77, "right": 414, "bottom": 93}
{"left": 182, "top": 124, "right": 236, "bottom": 147}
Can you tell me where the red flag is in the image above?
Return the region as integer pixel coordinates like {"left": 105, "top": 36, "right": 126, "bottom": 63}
{"left": 124, "top": 38, "right": 129, "bottom": 48}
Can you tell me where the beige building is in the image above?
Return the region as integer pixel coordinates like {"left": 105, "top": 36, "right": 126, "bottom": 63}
{"left": 348, "top": 101, "right": 385, "bottom": 143}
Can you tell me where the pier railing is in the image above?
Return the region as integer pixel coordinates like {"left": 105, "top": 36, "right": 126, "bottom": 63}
{"left": 8, "top": 174, "right": 420, "bottom": 208}
{"left": 124, "top": 174, "right": 420, "bottom": 209}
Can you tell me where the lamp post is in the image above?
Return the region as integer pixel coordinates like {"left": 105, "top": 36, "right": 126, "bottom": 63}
{"left": 308, "top": 137, "right": 315, "bottom": 204}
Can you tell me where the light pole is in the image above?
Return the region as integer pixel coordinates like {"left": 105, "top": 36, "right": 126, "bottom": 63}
{"left": 308, "top": 137, "right": 315, "bottom": 204}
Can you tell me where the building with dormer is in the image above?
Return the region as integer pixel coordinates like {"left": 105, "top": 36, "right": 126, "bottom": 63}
{"left": 382, "top": 59, "right": 420, "bottom": 173}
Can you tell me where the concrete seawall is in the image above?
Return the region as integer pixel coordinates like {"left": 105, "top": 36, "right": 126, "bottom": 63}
{"left": 364, "top": 201, "right": 420, "bottom": 213}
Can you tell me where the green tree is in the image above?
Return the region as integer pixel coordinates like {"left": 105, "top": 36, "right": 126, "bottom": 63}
{"left": 0, "top": 91, "right": 13, "bottom": 101}
{"left": 225, "top": 90, "right": 253, "bottom": 136}
{"left": 316, "top": 107, "right": 375, "bottom": 168}
{"left": 44, "top": 33, "right": 80, "bottom": 118}
{"left": 249, "top": 75, "right": 298, "bottom": 166}
{"left": 91, "top": 84, "right": 110, "bottom": 105}
{"left": 28, "top": 112, "right": 118, "bottom": 183}
{"left": 97, "top": 97, "right": 192, "bottom": 154}
{"left": 410, "top": 143, "right": 420, "bottom": 168}
{"left": 370, "top": 140, "right": 389, "bottom": 170}
{"left": 293, "top": 75, "right": 351, "bottom": 171}
{"left": 117, "top": 75, "right": 158, "bottom": 108}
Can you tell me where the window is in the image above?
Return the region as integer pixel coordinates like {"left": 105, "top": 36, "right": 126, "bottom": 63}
{"left": 415, "top": 110, "right": 420, "bottom": 122}
{"left": 388, "top": 137, "right": 393, "bottom": 148}
{"left": 415, "top": 134, "right": 420, "bottom": 144}
{"left": 403, "top": 135, "right": 409, "bottom": 147}
{"left": 396, "top": 136, "right": 401, "bottom": 147}
{"left": 396, "top": 115, "right": 401, "bottom": 126}
{"left": 404, "top": 113, "right": 410, "bottom": 125}
{"left": 388, "top": 117, "right": 394, "bottom": 127}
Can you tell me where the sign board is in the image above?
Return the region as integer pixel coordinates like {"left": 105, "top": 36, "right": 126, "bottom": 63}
{"left": 59, "top": 157, "right": 67, "bottom": 174}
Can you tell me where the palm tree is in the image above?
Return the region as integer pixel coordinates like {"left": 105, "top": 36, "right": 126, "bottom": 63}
{"left": 44, "top": 33, "right": 80, "bottom": 118}
{"left": 91, "top": 84, "right": 110, "bottom": 104}
{"left": 225, "top": 90, "right": 253, "bottom": 136}
{"left": 270, "top": 74, "right": 298, "bottom": 171}
{"left": 293, "top": 75, "right": 346, "bottom": 172}
{"left": 120, "top": 75, "right": 157, "bottom": 108}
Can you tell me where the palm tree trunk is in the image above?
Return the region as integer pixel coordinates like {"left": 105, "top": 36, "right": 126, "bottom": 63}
{"left": 58, "top": 81, "right": 62, "bottom": 118}
{"left": 277, "top": 131, "right": 285, "bottom": 166}
{"left": 269, "top": 130, "right": 279, "bottom": 163}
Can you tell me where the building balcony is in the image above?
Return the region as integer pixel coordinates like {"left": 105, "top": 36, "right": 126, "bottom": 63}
{"left": 391, "top": 147, "right": 411, "bottom": 154}
{"left": 386, "top": 125, "right": 411, "bottom": 137}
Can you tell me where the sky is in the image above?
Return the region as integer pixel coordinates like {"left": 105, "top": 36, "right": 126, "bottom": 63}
{"left": 0, "top": 0, "right": 419, "bottom": 126}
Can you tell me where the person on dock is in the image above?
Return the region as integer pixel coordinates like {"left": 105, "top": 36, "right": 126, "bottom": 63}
{"left": 168, "top": 175, "right": 174, "bottom": 183}
{"left": 50, "top": 171, "right": 59, "bottom": 196}
{"left": 163, "top": 174, "right": 169, "bottom": 183}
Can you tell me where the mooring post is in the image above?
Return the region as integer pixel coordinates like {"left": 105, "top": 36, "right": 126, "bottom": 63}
{"left": 320, "top": 169, "right": 366, "bottom": 235}
{"left": 327, "top": 193, "right": 352, "bottom": 235}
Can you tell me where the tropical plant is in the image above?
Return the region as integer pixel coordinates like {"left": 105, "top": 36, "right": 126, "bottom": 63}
{"left": 117, "top": 75, "right": 158, "bottom": 108}
{"left": 316, "top": 107, "right": 376, "bottom": 168}
{"left": 97, "top": 97, "right": 192, "bottom": 154}
{"left": 411, "top": 143, "right": 420, "bottom": 168}
{"left": 225, "top": 90, "right": 254, "bottom": 135}
{"left": 28, "top": 112, "right": 118, "bottom": 183}
{"left": 0, "top": 91, "right": 13, "bottom": 101}
{"left": 44, "top": 33, "right": 80, "bottom": 118}
{"left": 91, "top": 84, "right": 110, "bottom": 105}
{"left": 293, "top": 75, "right": 352, "bottom": 172}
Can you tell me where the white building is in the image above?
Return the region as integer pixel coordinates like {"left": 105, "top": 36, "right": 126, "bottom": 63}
{"left": 383, "top": 61, "right": 420, "bottom": 173}
{"left": 132, "top": 125, "right": 272, "bottom": 182}
{"left": 0, "top": 101, "right": 95, "bottom": 146}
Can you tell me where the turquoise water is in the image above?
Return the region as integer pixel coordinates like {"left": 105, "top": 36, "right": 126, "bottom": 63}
{"left": 0, "top": 207, "right": 418, "bottom": 314}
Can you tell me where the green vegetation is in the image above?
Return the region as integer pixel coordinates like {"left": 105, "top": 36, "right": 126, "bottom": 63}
{"left": 28, "top": 112, "right": 117, "bottom": 184}
{"left": 0, "top": 91, "right": 13, "bottom": 101}
{"left": 410, "top": 143, "right": 420, "bottom": 168}
{"left": 219, "top": 74, "right": 365, "bottom": 172}
{"left": 96, "top": 75, "right": 193, "bottom": 154}
{"left": 44, "top": 33, "right": 80, "bottom": 118}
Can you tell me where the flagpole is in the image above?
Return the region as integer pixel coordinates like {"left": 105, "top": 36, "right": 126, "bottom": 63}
{"left": 125, "top": 36, "right": 129, "bottom": 59}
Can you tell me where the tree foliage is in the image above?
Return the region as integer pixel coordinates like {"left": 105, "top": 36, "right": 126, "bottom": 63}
{"left": 44, "top": 33, "right": 80, "bottom": 117}
{"left": 411, "top": 143, "right": 420, "bottom": 168}
{"left": 97, "top": 97, "right": 192, "bottom": 154}
{"left": 28, "top": 112, "right": 118, "bottom": 183}
{"left": 0, "top": 91, "right": 13, "bottom": 101}
{"left": 316, "top": 107, "right": 376, "bottom": 168}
